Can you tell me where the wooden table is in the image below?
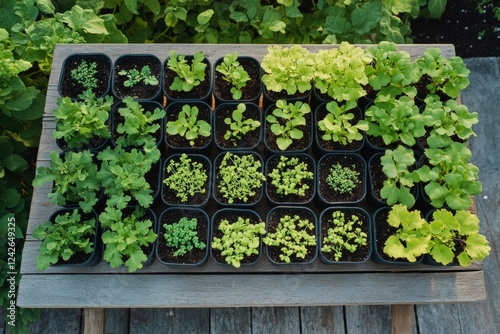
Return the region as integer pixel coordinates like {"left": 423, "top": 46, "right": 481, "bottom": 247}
{"left": 18, "top": 44, "right": 486, "bottom": 334}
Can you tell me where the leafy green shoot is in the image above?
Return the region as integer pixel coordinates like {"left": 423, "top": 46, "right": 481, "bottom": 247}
{"left": 268, "top": 155, "right": 313, "bottom": 197}
{"left": 223, "top": 103, "right": 261, "bottom": 146}
{"left": 215, "top": 52, "right": 250, "bottom": 99}
{"left": 167, "top": 50, "right": 207, "bottom": 92}
{"left": 166, "top": 104, "right": 211, "bottom": 147}
{"left": 266, "top": 100, "right": 311, "bottom": 150}
{"left": 118, "top": 65, "right": 158, "bottom": 87}
{"left": 163, "top": 153, "right": 208, "bottom": 203}
{"left": 326, "top": 163, "right": 360, "bottom": 195}
{"left": 317, "top": 101, "right": 368, "bottom": 145}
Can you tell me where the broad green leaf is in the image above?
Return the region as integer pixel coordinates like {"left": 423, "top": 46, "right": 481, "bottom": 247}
{"left": 427, "top": 0, "right": 447, "bottom": 19}
{"left": 3, "top": 154, "right": 28, "bottom": 172}
{"left": 351, "top": 1, "right": 382, "bottom": 34}
{"left": 58, "top": 6, "right": 108, "bottom": 35}
{"left": 197, "top": 9, "right": 214, "bottom": 25}
{"left": 465, "top": 234, "right": 491, "bottom": 260}
{"left": 430, "top": 242, "right": 455, "bottom": 265}
{"left": 36, "top": 0, "right": 55, "bottom": 14}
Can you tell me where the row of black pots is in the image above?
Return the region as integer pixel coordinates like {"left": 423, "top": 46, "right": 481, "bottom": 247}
{"left": 58, "top": 53, "right": 263, "bottom": 105}
{"left": 47, "top": 205, "right": 374, "bottom": 269}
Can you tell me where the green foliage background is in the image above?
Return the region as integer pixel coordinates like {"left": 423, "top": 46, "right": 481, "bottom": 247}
{"left": 0, "top": 0, "right": 447, "bottom": 332}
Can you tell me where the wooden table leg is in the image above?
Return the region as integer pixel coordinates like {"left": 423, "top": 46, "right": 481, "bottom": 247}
{"left": 83, "top": 308, "right": 106, "bottom": 334}
{"left": 391, "top": 304, "right": 414, "bottom": 334}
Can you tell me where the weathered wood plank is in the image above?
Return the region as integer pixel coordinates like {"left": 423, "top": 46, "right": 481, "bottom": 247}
{"left": 251, "top": 307, "right": 300, "bottom": 334}
{"left": 28, "top": 309, "right": 82, "bottom": 334}
{"left": 300, "top": 306, "right": 345, "bottom": 334}
{"left": 210, "top": 308, "right": 251, "bottom": 333}
{"left": 391, "top": 305, "right": 414, "bottom": 334}
{"left": 344, "top": 306, "right": 394, "bottom": 334}
{"left": 83, "top": 309, "right": 105, "bottom": 334}
{"left": 129, "top": 308, "right": 209, "bottom": 333}
{"left": 17, "top": 271, "right": 486, "bottom": 308}
{"left": 416, "top": 304, "right": 461, "bottom": 333}
{"left": 105, "top": 309, "right": 130, "bottom": 334}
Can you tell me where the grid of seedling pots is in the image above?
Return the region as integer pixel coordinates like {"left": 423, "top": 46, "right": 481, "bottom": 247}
{"left": 42, "top": 47, "right": 479, "bottom": 273}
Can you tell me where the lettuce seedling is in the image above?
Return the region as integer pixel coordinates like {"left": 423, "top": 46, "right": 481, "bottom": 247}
{"left": 326, "top": 163, "right": 360, "bottom": 195}
{"left": 52, "top": 89, "right": 113, "bottom": 149}
{"left": 321, "top": 211, "right": 368, "bottom": 262}
{"left": 33, "top": 209, "right": 96, "bottom": 271}
{"left": 167, "top": 50, "right": 207, "bottom": 92}
{"left": 365, "top": 96, "right": 426, "bottom": 146}
{"left": 261, "top": 45, "right": 314, "bottom": 95}
{"left": 100, "top": 206, "right": 157, "bottom": 273}
{"left": 32, "top": 150, "right": 100, "bottom": 213}
{"left": 317, "top": 101, "right": 368, "bottom": 145}
{"left": 268, "top": 155, "right": 313, "bottom": 197}
{"left": 266, "top": 99, "right": 311, "bottom": 150}
{"left": 166, "top": 104, "right": 211, "bottom": 147}
{"left": 215, "top": 52, "right": 250, "bottom": 100}
{"left": 115, "top": 97, "right": 166, "bottom": 148}
{"left": 163, "top": 217, "right": 206, "bottom": 257}
{"left": 223, "top": 103, "right": 261, "bottom": 146}
{"left": 163, "top": 153, "right": 208, "bottom": 203}
{"left": 212, "top": 216, "right": 266, "bottom": 268}
{"left": 118, "top": 65, "right": 158, "bottom": 87}
{"left": 263, "top": 214, "right": 316, "bottom": 263}
{"left": 380, "top": 146, "right": 419, "bottom": 208}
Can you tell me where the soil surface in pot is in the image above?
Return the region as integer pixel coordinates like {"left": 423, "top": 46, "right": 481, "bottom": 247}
{"left": 320, "top": 209, "right": 370, "bottom": 262}
{"left": 60, "top": 55, "right": 111, "bottom": 98}
{"left": 164, "top": 59, "right": 211, "bottom": 100}
{"left": 316, "top": 105, "right": 364, "bottom": 152}
{"left": 214, "top": 58, "right": 261, "bottom": 101}
{"left": 157, "top": 209, "right": 208, "bottom": 264}
{"left": 211, "top": 210, "right": 261, "bottom": 265}
{"left": 114, "top": 57, "right": 161, "bottom": 99}
{"left": 266, "top": 155, "right": 315, "bottom": 203}
{"left": 318, "top": 154, "right": 365, "bottom": 203}
{"left": 265, "top": 112, "right": 311, "bottom": 152}
{"left": 266, "top": 208, "right": 316, "bottom": 264}
{"left": 215, "top": 104, "right": 261, "bottom": 149}
{"left": 166, "top": 104, "right": 212, "bottom": 149}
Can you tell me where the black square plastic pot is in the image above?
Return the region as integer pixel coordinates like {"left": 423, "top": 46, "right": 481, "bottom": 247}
{"left": 58, "top": 53, "right": 112, "bottom": 99}
{"left": 161, "top": 153, "right": 211, "bottom": 208}
{"left": 163, "top": 55, "right": 212, "bottom": 105}
{"left": 164, "top": 101, "right": 213, "bottom": 152}
{"left": 156, "top": 207, "right": 210, "bottom": 266}
{"left": 318, "top": 207, "right": 372, "bottom": 264}
{"left": 112, "top": 54, "right": 162, "bottom": 101}
{"left": 317, "top": 153, "right": 367, "bottom": 206}
{"left": 48, "top": 208, "right": 102, "bottom": 267}
{"left": 210, "top": 208, "right": 263, "bottom": 267}
{"left": 265, "top": 206, "right": 318, "bottom": 265}
{"left": 213, "top": 102, "right": 262, "bottom": 150}
{"left": 213, "top": 56, "right": 262, "bottom": 106}
{"left": 265, "top": 153, "right": 316, "bottom": 206}
{"left": 110, "top": 100, "right": 165, "bottom": 149}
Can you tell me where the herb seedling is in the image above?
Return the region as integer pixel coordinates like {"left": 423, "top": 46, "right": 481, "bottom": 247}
{"left": 223, "top": 103, "right": 261, "bottom": 146}
{"left": 215, "top": 52, "right": 250, "bottom": 99}
{"left": 266, "top": 99, "right": 311, "bottom": 151}
{"left": 33, "top": 209, "right": 96, "bottom": 271}
{"left": 32, "top": 150, "right": 100, "bottom": 213}
{"left": 163, "top": 217, "right": 206, "bottom": 257}
{"left": 321, "top": 211, "right": 368, "bottom": 262}
{"left": 268, "top": 155, "right": 313, "bottom": 197}
{"left": 263, "top": 214, "right": 316, "bottom": 263}
{"left": 317, "top": 101, "right": 368, "bottom": 146}
{"left": 326, "top": 163, "right": 360, "bottom": 195}
{"left": 166, "top": 104, "right": 211, "bottom": 147}
{"left": 212, "top": 216, "right": 266, "bottom": 268}
{"left": 216, "top": 152, "right": 265, "bottom": 204}
{"left": 163, "top": 154, "right": 208, "bottom": 203}
{"left": 167, "top": 50, "right": 207, "bottom": 92}
{"left": 70, "top": 60, "right": 98, "bottom": 91}
{"left": 115, "top": 97, "right": 165, "bottom": 148}
{"left": 100, "top": 206, "right": 157, "bottom": 273}
{"left": 52, "top": 89, "right": 113, "bottom": 149}
{"left": 118, "top": 65, "right": 159, "bottom": 87}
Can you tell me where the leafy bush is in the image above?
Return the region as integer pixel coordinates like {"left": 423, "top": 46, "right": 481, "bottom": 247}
{"left": 166, "top": 104, "right": 211, "bottom": 147}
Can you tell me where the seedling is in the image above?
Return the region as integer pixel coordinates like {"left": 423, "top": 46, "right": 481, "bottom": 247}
{"left": 215, "top": 52, "right": 250, "bottom": 100}
{"left": 163, "top": 217, "right": 206, "bottom": 257}
{"left": 268, "top": 155, "right": 313, "bottom": 197}
{"left": 167, "top": 50, "right": 207, "bottom": 92}
{"left": 266, "top": 99, "right": 311, "bottom": 151}
{"left": 317, "top": 101, "right": 368, "bottom": 145}
{"left": 326, "top": 163, "right": 360, "bottom": 195}
{"left": 223, "top": 103, "right": 261, "bottom": 146}
{"left": 118, "top": 65, "right": 158, "bottom": 87}
{"left": 163, "top": 154, "right": 208, "bottom": 203}
{"left": 212, "top": 216, "right": 266, "bottom": 268}
{"left": 321, "top": 211, "right": 368, "bottom": 262}
{"left": 71, "top": 60, "right": 98, "bottom": 91}
{"left": 166, "top": 104, "right": 211, "bottom": 147}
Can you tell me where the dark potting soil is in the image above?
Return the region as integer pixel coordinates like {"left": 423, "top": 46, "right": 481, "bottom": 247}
{"left": 266, "top": 207, "right": 316, "bottom": 264}
{"left": 266, "top": 154, "right": 315, "bottom": 204}
{"left": 113, "top": 56, "right": 161, "bottom": 100}
{"left": 214, "top": 103, "right": 261, "bottom": 149}
{"left": 60, "top": 54, "right": 111, "bottom": 98}
{"left": 318, "top": 154, "right": 365, "bottom": 203}
{"left": 320, "top": 208, "right": 370, "bottom": 263}
{"left": 214, "top": 57, "right": 262, "bottom": 101}
{"left": 211, "top": 210, "right": 262, "bottom": 265}
{"left": 157, "top": 209, "right": 208, "bottom": 265}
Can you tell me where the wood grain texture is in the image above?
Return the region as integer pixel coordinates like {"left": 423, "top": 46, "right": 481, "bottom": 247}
{"left": 300, "top": 306, "right": 345, "bottom": 334}
{"left": 83, "top": 309, "right": 105, "bottom": 334}
{"left": 105, "top": 309, "right": 130, "bottom": 334}
{"left": 28, "top": 309, "right": 82, "bottom": 334}
{"left": 210, "top": 308, "right": 251, "bottom": 334}
{"left": 344, "top": 305, "right": 393, "bottom": 334}
{"left": 251, "top": 307, "right": 300, "bottom": 334}
{"left": 392, "top": 305, "right": 414, "bottom": 334}
{"left": 129, "top": 308, "right": 209, "bottom": 334}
